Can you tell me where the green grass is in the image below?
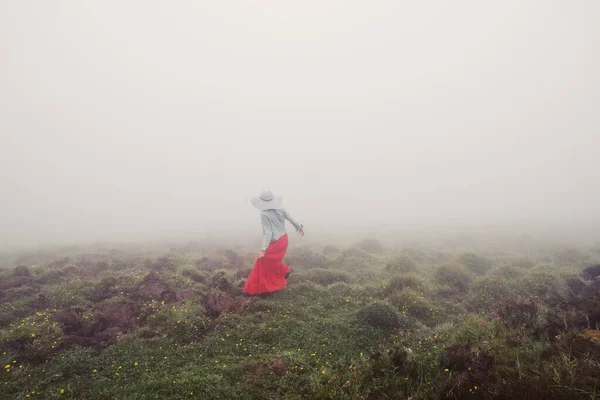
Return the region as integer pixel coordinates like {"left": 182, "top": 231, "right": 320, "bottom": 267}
{"left": 1, "top": 241, "right": 600, "bottom": 399}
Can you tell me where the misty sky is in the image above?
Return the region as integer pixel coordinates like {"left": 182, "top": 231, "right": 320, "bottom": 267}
{"left": 1, "top": 1, "right": 599, "bottom": 247}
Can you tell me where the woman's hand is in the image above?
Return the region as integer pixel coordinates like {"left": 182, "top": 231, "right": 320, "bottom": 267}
{"left": 258, "top": 250, "right": 265, "bottom": 259}
{"left": 298, "top": 228, "right": 305, "bottom": 237}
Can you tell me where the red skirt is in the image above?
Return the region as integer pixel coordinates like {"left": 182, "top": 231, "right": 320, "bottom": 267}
{"left": 243, "top": 234, "right": 290, "bottom": 295}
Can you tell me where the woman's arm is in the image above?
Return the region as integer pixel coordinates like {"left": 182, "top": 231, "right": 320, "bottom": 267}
{"left": 282, "top": 208, "right": 303, "bottom": 233}
{"left": 260, "top": 212, "right": 272, "bottom": 251}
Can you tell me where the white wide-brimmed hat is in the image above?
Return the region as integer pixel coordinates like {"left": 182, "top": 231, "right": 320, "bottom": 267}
{"left": 251, "top": 190, "right": 282, "bottom": 211}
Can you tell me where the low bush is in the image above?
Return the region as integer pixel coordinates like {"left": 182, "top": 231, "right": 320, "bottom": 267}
{"left": 182, "top": 267, "right": 209, "bottom": 283}
{"left": 340, "top": 247, "right": 373, "bottom": 260}
{"left": 206, "top": 270, "right": 236, "bottom": 292}
{"left": 87, "top": 277, "right": 119, "bottom": 302}
{"left": 492, "top": 297, "right": 543, "bottom": 332}
{"left": 12, "top": 265, "right": 31, "bottom": 277}
{"left": 465, "top": 276, "right": 520, "bottom": 311}
{"left": 283, "top": 246, "right": 327, "bottom": 269}
{"left": 34, "top": 269, "right": 67, "bottom": 285}
{"left": 352, "top": 268, "right": 387, "bottom": 285}
{"left": 554, "top": 247, "right": 588, "bottom": 267}
{"left": 388, "top": 289, "right": 439, "bottom": 326}
{"left": 386, "top": 254, "right": 418, "bottom": 274}
{"left": 492, "top": 265, "right": 524, "bottom": 279}
{"left": 356, "top": 301, "right": 404, "bottom": 331}
{"left": 286, "top": 272, "right": 309, "bottom": 285}
{"left": 521, "top": 270, "right": 564, "bottom": 304}
{"left": 322, "top": 245, "right": 341, "bottom": 257}
{"left": 141, "top": 299, "right": 210, "bottom": 344}
{"left": 385, "top": 274, "right": 427, "bottom": 293}
{"left": 144, "top": 253, "right": 193, "bottom": 272}
{"left": 304, "top": 268, "right": 350, "bottom": 286}
{"left": 356, "top": 239, "right": 384, "bottom": 254}
{"left": 435, "top": 263, "right": 472, "bottom": 293}
{"left": 0, "top": 310, "right": 64, "bottom": 362}
{"left": 510, "top": 257, "right": 535, "bottom": 269}
{"left": 458, "top": 252, "right": 491, "bottom": 275}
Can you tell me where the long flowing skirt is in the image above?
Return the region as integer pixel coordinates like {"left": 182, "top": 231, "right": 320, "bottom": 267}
{"left": 243, "top": 234, "right": 290, "bottom": 295}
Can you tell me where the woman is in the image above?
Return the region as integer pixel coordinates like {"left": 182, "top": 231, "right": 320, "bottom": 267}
{"left": 243, "top": 190, "right": 304, "bottom": 295}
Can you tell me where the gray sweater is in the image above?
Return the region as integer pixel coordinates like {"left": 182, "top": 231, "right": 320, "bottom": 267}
{"left": 260, "top": 208, "right": 302, "bottom": 251}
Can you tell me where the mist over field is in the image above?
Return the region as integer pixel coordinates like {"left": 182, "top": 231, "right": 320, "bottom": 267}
{"left": 1, "top": 1, "right": 600, "bottom": 249}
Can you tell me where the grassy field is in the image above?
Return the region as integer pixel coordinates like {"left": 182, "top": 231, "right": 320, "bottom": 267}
{"left": 1, "top": 236, "right": 600, "bottom": 399}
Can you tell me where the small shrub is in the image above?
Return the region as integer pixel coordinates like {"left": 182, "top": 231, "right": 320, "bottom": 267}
{"left": 358, "top": 270, "right": 389, "bottom": 286}
{"left": 449, "top": 316, "right": 498, "bottom": 348}
{"left": 332, "top": 257, "right": 373, "bottom": 273}
{"left": 465, "top": 276, "right": 519, "bottom": 311}
{"left": 322, "top": 245, "right": 341, "bottom": 257}
{"left": 356, "top": 239, "right": 384, "bottom": 254}
{"left": 206, "top": 270, "right": 235, "bottom": 291}
{"left": 305, "top": 268, "right": 350, "bottom": 285}
{"left": 0, "top": 311, "right": 64, "bottom": 362}
{"left": 511, "top": 257, "right": 535, "bottom": 269}
{"left": 46, "top": 280, "right": 93, "bottom": 308}
{"left": 554, "top": 247, "right": 588, "bottom": 267}
{"left": 87, "top": 277, "right": 119, "bottom": 302}
{"left": 340, "top": 247, "right": 373, "bottom": 260}
{"left": 218, "top": 249, "right": 244, "bottom": 267}
{"left": 368, "top": 346, "right": 409, "bottom": 376}
{"left": 546, "top": 307, "right": 589, "bottom": 335}
{"left": 326, "top": 281, "right": 356, "bottom": 297}
{"left": 142, "top": 299, "right": 210, "bottom": 343}
{"left": 389, "top": 289, "right": 438, "bottom": 325}
{"left": 356, "top": 302, "right": 403, "bottom": 331}
{"left": 287, "top": 272, "right": 309, "bottom": 285}
{"left": 386, "top": 274, "right": 427, "bottom": 293}
{"left": 435, "top": 263, "right": 472, "bottom": 293}
{"left": 285, "top": 281, "right": 322, "bottom": 297}
{"left": 35, "top": 270, "right": 67, "bottom": 285}
{"left": 12, "top": 265, "right": 31, "bottom": 277}
{"left": 284, "top": 246, "right": 327, "bottom": 269}
{"left": 458, "top": 252, "right": 491, "bottom": 275}
{"left": 493, "top": 265, "right": 524, "bottom": 279}
{"left": 492, "top": 297, "right": 542, "bottom": 331}
{"left": 330, "top": 248, "right": 377, "bottom": 273}
{"left": 145, "top": 253, "right": 191, "bottom": 272}
{"left": 521, "top": 271, "right": 564, "bottom": 304}
{"left": 182, "top": 267, "right": 208, "bottom": 283}
{"left": 386, "top": 255, "right": 418, "bottom": 274}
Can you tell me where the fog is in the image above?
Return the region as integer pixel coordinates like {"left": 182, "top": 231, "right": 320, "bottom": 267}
{"left": 1, "top": 1, "right": 599, "bottom": 248}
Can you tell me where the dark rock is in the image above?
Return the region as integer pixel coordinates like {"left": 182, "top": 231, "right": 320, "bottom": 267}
{"left": 204, "top": 289, "right": 254, "bottom": 317}
{"left": 582, "top": 264, "right": 600, "bottom": 280}
{"left": 55, "top": 308, "right": 85, "bottom": 335}
{"left": 268, "top": 357, "right": 288, "bottom": 376}
{"left": 130, "top": 272, "right": 176, "bottom": 302}
{"left": 63, "top": 301, "right": 140, "bottom": 349}
{"left": 175, "top": 288, "right": 196, "bottom": 302}
{"left": 567, "top": 275, "right": 587, "bottom": 295}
